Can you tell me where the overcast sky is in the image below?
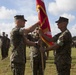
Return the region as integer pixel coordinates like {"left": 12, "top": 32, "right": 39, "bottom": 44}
{"left": 0, "top": 0, "right": 76, "bottom": 38}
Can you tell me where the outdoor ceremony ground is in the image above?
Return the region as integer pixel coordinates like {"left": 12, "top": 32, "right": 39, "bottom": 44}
{"left": 0, "top": 47, "right": 76, "bottom": 75}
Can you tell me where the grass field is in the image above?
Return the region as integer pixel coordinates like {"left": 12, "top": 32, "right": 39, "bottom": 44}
{"left": 0, "top": 47, "right": 76, "bottom": 75}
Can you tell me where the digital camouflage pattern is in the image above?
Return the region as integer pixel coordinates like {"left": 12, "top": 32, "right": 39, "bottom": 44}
{"left": 10, "top": 27, "right": 26, "bottom": 64}
{"left": 53, "top": 29, "right": 72, "bottom": 75}
{"left": 28, "top": 31, "right": 46, "bottom": 75}
{"left": 10, "top": 27, "right": 26, "bottom": 75}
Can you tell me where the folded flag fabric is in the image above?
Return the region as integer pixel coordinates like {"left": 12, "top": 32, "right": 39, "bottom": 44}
{"left": 36, "top": 0, "right": 53, "bottom": 46}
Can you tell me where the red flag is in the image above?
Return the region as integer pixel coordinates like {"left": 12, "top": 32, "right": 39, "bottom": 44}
{"left": 36, "top": 0, "right": 53, "bottom": 46}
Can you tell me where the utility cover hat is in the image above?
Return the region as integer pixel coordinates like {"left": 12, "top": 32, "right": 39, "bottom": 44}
{"left": 14, "top": 15, "right": 27, "bottom": 21}
{"left": 55, "top": 16, "right": 69, "bottom": 23}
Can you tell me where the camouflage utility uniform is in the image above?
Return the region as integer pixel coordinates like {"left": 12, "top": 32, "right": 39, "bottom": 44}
{"left": 28, "top": 32, "right": 46, "bottom": 75}
{"left": 53, "top": 29, "right": 72, "bottom": 75}
{"left": 6, "top": 36, "right": 10, "bottom": 57}
{"left": 1, "top": 34, "right": 7, "bottom": 59}
{"left": 10, "top": 27, "right": 26, "bottom": 75}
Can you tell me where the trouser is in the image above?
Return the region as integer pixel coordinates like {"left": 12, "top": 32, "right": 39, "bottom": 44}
{"left": 30, "top": 55, "right": 46, "bottom": 75}
{"left": 6, "top": 47, "right": 9, "bottom": 57}
{"left": 1, "top": 47, "right": 7, "bottom": 59}
{"left": 11, "top": 62, "right": 25, "bottom": 75}
{"left": 55, "top": 62, "right": 71, "bottom": 75}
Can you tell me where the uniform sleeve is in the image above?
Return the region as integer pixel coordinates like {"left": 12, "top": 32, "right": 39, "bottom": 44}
{"left": 53, "top": 33, "right": 61, "bottom": 42}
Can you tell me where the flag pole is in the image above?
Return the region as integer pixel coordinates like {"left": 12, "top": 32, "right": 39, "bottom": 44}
{"left": 39, "top": 39, "right": 44, "bottom": 75}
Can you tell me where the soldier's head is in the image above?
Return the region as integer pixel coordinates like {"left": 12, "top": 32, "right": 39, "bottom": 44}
{"left": 55, "top": 16, "right": 69, "bottom": 31}
{"left": 31, "top": 27, "right": 39, "bottom": 41}
{"left": 35, "top": 27, "right": 39, "bottom": 34}
{"left": 14, "top": 15, "right": 27, "bottom": 27}
{"left": 6, "top": 34, "right": 8, "bottom": 37}
{"left": 2, "top": 32, "right": 5, "bottom": 36}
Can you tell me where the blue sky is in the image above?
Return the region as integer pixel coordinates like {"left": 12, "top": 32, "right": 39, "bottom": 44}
{"left": 0, "top": 0, "right": 76, "bottom": 38}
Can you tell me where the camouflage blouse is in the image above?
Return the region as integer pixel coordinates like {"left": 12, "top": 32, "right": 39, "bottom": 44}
{"left": 53, "top": 29, "right": 72, "bottom": 64}
{"left": 10, "top": 27, "right": 26, "bottom": 64}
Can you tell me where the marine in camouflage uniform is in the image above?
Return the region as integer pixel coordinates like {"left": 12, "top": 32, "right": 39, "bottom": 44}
{"left": 1, "top": 32, "right": 7, "bottom": 60}
{"left": 40, "top": 16, "right": 72, "bottom": 75}
{"left": 10, "top": 15, "right": 39, "bottom": 75}
{"left": 6, "top": 34, "right": 10, "bottom": 57}
{"left": 10, "top": 27, "right": 26, "bottom": 75}
{"left": 53, "top": 29, "right": 72, "bottom": 75}
{"left": 27, "top": 28, "right": 46, "bottom": 75}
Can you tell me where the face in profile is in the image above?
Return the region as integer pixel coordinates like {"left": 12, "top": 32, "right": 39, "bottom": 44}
{"left": 57, "top": 22, "right": 67, "bottom": 30}
{"left": 15, "top": 19, "right": 26, "bottom": 27}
